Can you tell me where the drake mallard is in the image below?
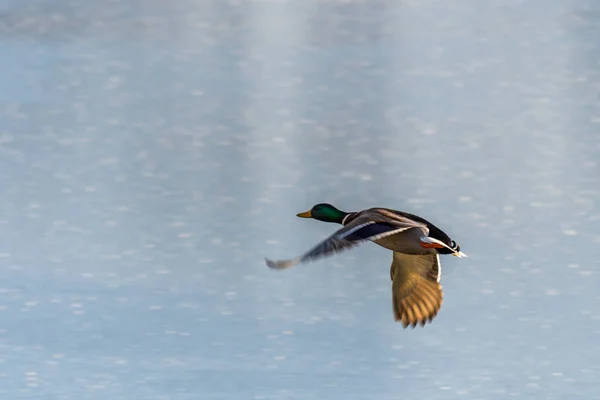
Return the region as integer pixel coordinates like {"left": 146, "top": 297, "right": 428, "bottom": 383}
{"left": 265, "top": 203, "right": 467, "bottom": 328}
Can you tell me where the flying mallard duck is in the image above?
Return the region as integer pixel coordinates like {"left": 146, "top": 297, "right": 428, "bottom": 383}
{"left": 265, "top": 203, "right": 467, "bottom": 328}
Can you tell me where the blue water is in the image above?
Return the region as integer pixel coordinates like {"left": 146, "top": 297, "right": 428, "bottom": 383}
{"left": 1, "top": 0, "right": 599, "bottom": 398}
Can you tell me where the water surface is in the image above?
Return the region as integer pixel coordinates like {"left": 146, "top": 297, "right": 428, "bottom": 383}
{"left": 1, "top": 0, "right": 599, "bottom": 399}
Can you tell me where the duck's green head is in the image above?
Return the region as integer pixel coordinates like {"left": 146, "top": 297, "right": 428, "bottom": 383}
{"left": 296, "top": 203, "right": 348, "bottom": 224}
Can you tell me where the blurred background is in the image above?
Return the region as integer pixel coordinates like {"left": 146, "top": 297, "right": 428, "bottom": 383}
{"left": 1, "top": 0, "right": 599, "bottom": 399}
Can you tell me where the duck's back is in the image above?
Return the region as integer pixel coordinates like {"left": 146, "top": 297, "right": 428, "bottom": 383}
{"left": 378, "top": 208, "right": 455, "bottom": 251}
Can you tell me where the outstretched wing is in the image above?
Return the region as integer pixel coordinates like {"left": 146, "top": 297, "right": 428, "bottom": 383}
{"left": 265, "top": 214, "right": 426, "bottom": 270}
{"left": 390, "top": 252, "right": 443, "bottom": 328}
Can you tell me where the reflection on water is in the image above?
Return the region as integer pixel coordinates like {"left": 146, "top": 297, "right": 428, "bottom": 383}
{"left": 0, "top": 0, "right": 599, "bottom": 398}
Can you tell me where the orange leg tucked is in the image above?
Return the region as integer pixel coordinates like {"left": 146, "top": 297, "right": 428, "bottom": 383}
{"left": 420, "top": 241, "right": 445, "bottom": 249}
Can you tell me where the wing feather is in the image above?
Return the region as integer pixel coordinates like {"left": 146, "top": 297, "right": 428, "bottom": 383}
{"left": 390, "top": 252, "right": 443, "bottom": 328}
{"left": 266, "top": 212, "right": 426, "bottom": 270}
